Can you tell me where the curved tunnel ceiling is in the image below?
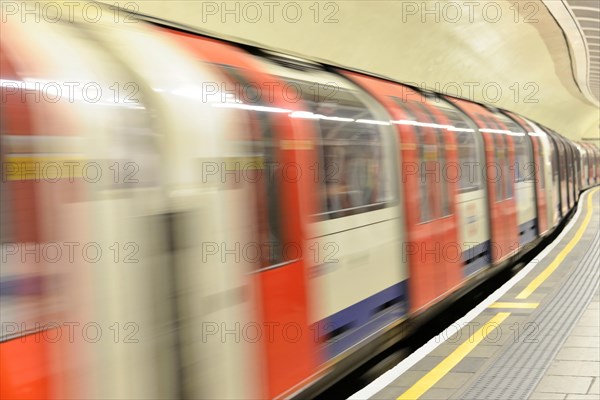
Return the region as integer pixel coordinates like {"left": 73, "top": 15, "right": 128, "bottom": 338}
{"left": 544, "top": 0, "right": 599, "bottom": 108}
{"left": 105, "top": 0, "right": 599, "bottom": 142}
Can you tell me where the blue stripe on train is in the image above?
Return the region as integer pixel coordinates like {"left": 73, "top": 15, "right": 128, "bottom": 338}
{"left": 520, "top": 218, "right": 538, "bottom": 245}
{"left": 312, "top": 280, "right": 408, "bottom": 360}
{"left": 463, "top": 240, "right": 490, "bottom": 277}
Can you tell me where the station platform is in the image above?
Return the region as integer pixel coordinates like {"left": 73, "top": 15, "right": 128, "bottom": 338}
{"left": 351, "top": 187, "right": 600, "bottom": 400}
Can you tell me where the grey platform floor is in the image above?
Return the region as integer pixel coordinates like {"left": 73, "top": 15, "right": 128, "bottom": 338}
{"left": 366, "top": 187, "right": 600, "bottom": 400}
{"left": 529, "top": 288, "right": 599, "bottom": 400}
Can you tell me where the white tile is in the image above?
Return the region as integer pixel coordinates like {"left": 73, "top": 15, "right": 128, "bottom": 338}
{"left": 546, "top": 360, "right": 600, "bottom": 377}
{"left": 556, "top": 347, "right": 600, "bottom": 362}
{"left": 536, "top": 376, "right": 593, "bottom": 394}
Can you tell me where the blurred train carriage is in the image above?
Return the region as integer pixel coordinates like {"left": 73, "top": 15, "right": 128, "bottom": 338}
{"left": 1, "top": 4, "right": 599, "bottom": 399}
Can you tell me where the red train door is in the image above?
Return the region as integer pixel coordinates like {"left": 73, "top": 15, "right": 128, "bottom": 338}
{"left": 508, "top": 113, "right": 548, "bottom": 235}
{"left": 161, "top": 30, "right": 318, "bottom": 398}
{"left": 0, "top": 44, "right": 52, "bottom": 400}
{"left": 448, "top": 99, "right": 518, "bottom": 263}
{"left": 393, "top": 97, "right": 462, "bottom": 305}
{"left": 343, "top": 72, "right": 462, "bottom": 311}
{"left": 529, "top": 135, "right": 548, "bottom": 234}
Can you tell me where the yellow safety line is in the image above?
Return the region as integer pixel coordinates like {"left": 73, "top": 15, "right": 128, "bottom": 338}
{"left": 516, "top": 187, "right": 599, "bottom": 299}
{"left": 489, "top": 302, "right": 539, "bottom": 309}
{"left": 396, "top": 312, "right": 511, "bottom": 400}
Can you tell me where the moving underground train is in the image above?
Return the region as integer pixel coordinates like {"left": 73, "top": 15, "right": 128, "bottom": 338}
{"left": 1, "top": 5, "right": 599, "bottom": 399}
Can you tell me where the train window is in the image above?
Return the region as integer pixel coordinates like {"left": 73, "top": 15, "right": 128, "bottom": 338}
{"left": 456, "top": 131, "right": 481, "bottom": 192}
{"left": 573, "top": 145, "right": 580, "bottom": 190}
{"left": 590, "top": 145, "right": 600, "bottom": 180}
{"left": 593, "top": 150, "right": 596, "bottom": 180}
{"left": 512, "top": 135, "right": 529, "bottom": 182}
{"left": 414, "top": 100, "right": 451, "bottom": 217}
{"left": 286, "top": 80, "right": 393, "bottom": 220}
{"left": 555, "top": 135, "right": 568, "bottom": 207}
{"left": 390, "top": 97, "right": 438, "bottom": 222}
{"left": 218, "top": 66, "right": 284, "bottom": 267}
{"left": 410, "top": 101, "right": 453, "bottom": 217}
{"left": 566, "top": 144, "right": 575, "bottom": 190}
{"left": 476, "top": 113, "right": 505, "bottom": 200}
{"left": 588, "top": 147, "right": 593, "bottom": 181}
{"left": 494, "top": 137, "right": 504, "bottom": 201}
{"left": 559, "top": 141, "right": 567, "bottom": 180}
{"left": 479, "top": 113, "right": 514, "bottom": 200}
{"left": 502, "top": 135, "right": 514, "bottom": 198}
{"left": 561, "top": 142, "right": 573, "bottom": 182}
{"left": 417, "top": 138, "right": 436, "bottom": 223}
{"left": 252, "top": 111, "right": 284, "bottom": 264}
{"left": 538, "top": 144, "right": 546, "bottom": 189}
{"left": 492, "top": 113, "right": 530, "bottom": 183}
{"left": 584, "top": 146, "right": 592, "bottom": 183}
{"left": 559, "top": 139, "right": 568, "bottom": 187}
{"left": 582, "top": 149, "right": 588, "bottom": 182}
{"left": 550, "top": 137, "right": 558, "bottom": 183}
{"left": 591, "top": 147, "right": 597, "bottom": 179}
{"left": 546, "top": 134, "right": 560, "bottom": 213}
{"left": 432, "top": 102, "right": 482, "bottom": 192}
